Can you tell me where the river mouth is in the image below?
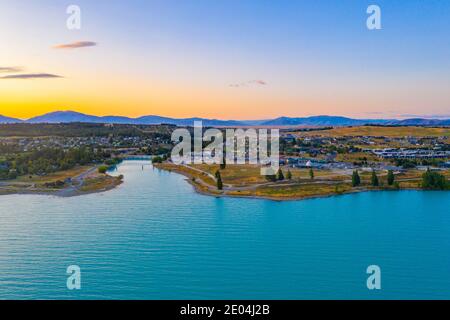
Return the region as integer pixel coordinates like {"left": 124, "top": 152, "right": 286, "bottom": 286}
{"left": 0, "top": 160, "right": 449, "bottom": 299}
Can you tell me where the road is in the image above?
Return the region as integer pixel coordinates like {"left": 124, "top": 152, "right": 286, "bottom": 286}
{"left": 55, "top": 166, "right": 98, "bottom": 196}
{"left": 0, "top": 166, "right": 99, "bottom": 196}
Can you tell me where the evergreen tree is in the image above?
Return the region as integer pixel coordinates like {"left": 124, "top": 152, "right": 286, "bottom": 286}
{"left": 216, "top": 170, "right": 223, "bottom": 190}
{"left": 220, "top": 158, "right": 226, "bottom": 170}
{"left": 371, "top": 170, "right": 379, "bottom": 187}
{"left": 387, "top": 170, "right": 395, "bottom": 186}
{"left": 286, "top": 170, "right": 292, "bottom": 180}
{"left": 421, "top": 168, "right": 448, "bottom": 190}
{"left": 277, "top": 168, "right": 285, "bottom": 181}
{"left": 352, "top": 170, "right": 361, "bottom": 187}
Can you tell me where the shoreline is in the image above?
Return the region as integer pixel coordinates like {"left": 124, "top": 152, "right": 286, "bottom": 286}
{"left": 0, "top": 166, "right": 123, "bottom": 198}
{"left": 154, "top": 163, "right": 428, "bottom": 202}
{"left": 1, "top": 161, "right": 445, "bottom": 201}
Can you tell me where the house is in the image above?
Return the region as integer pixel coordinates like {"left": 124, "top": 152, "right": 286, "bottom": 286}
{"left": 283, "top": 134, "right": 297, "bottom": 143}
{"left": 441, "top": 161, "right": 450, "bottom": 168}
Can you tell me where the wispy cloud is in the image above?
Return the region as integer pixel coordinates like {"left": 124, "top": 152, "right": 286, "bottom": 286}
{"left": 0, "top": 67, "right": 23, "bottom": 73}
{"left": 362, "top": 111, "right": 384, "bottom": 115}
{"left": 361, "top": 111, "right": 450, "bottom": 119}
{"left": 400, "top": 113, "right": 450, "bottom": 119}
{"left": 0, "top": 73, "right": 63, "bottom": 79}
{"left": 229, "top": 80, "right": 267, "bottom": 88}
{"left": 53, "top": 41, "right": 97, "bottom": 49}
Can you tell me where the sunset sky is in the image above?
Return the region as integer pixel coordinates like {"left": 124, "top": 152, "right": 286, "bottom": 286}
{"left": 1, "top": 0, "right": 449, "bottom": 120}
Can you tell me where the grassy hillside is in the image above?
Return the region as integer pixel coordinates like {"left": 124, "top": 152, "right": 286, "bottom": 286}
{"left": 295, "top": 126, "right": 450, "bottom": 138}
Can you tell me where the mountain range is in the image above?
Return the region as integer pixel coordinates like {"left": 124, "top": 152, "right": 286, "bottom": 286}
{"left": 1, "top": 111, "right": 449, "bottom": 126}
{"left": 0, "top": 115, "right": 23, "bottom": 124}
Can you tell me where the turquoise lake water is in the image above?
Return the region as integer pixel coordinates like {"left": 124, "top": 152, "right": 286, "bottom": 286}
{"left": 0, "top": 160, "right": 449, "bottom": 299}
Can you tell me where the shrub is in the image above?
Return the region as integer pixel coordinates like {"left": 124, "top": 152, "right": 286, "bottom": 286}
{"left": 98, "top": 166, "right": 108, "bottom": 174}
{"left": 421, "top": 169, "right": 448, "bottom": 190}
{"left": 152, "top": 156, "right": 164, "bottom": 164}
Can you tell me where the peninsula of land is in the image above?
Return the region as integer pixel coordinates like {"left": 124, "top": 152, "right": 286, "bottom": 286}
{"left": 154, "top": 162, "right": 449, "bottom": 201}
{"left": 0, "top": 165, "right": 123, "bottom": 197}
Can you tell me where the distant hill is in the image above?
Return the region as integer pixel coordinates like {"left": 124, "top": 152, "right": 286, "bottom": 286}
{"left": 261, "top": 116, "right": 392, "bottom": 126}
{"left": 0, "top": 115, "right": 22, "bottom": 123}
{"left": 262, "top": 116, "right": 449, "bottom": 126}
{"left": 385, "top": 118, "right": 450, "bottom": 126}
{"left": 2, "top": 110, "right": 449, "bottom": 127}
{"left": 26, "top": 111, "right": 245, "bottom": 126}
{"left": 135, "top": 115, "right": 244, "bottom": 126}
{"left": 27, "top": 111, "right": 101, "bottom": 124}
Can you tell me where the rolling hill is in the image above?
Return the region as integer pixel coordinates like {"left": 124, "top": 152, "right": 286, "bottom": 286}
{"left": 25, "top": 111, "right": 245, "bottom": 126}
{"left": 260, "top": 116, "right": 392, "bottom": 126}
{"left": 1, "top": 110, "right": 448, "bottom": 127}
{"left": 0, "top": 115, "right": 22, "bottom": 123}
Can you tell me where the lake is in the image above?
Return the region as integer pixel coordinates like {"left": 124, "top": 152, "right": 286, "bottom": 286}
{"left": 0, "top": 160, "right": 449, "bottom": 299}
